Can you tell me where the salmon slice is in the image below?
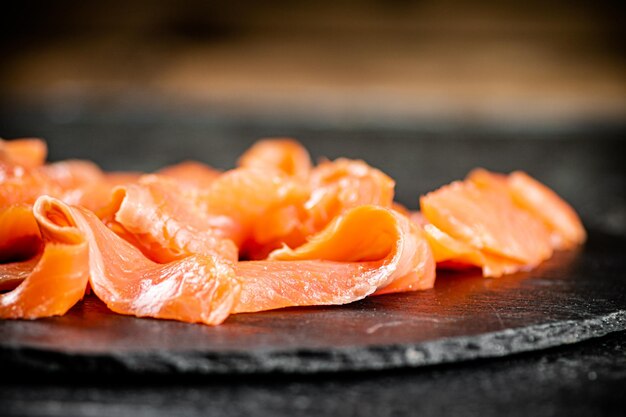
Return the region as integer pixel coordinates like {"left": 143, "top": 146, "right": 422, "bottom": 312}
{"left": 373, "top": 220, "right": 436, "bottom": 295}
{"left": 199, "top": 167, "right": 308, "bottom": 253}
{"left": 96, "top": 182, "right": 433, "bottom": 314}
{"left": 420, "top": 169, "right": 585, "bottom": 277}
{"left": 507, "top": 171, "right": 586, "bottom": 249}
{"left": 0, "top": 138, "right": 47, "bottom": 168}
{"left": 100, "top": 175, "right": 238, "bottom": 263}
{"left": 234, "top": 205, "right": 435, "bottom": 313}
{"left": 0, "top": 161, "right": 59, "bottom": 207}
{"left": 41, "top": 160, "right": 105, "bottom": 190}
{"left": 467, "top": 169, "right": 586, "bottom": 249}
{"left": 305, "top": 158, "right": 395, "bottom": 231}
{"left": 0, "top": 145, "right": 135, "bottom": 210}
{"left": 158, "top": 161, "right": 221, "bottom": 189}
{"left": 422, "top": 223, "right": 526, "bottom": 277}
{"left": 1, "top": 139, "right": 57, "bottom": 206}
{"left": 420, "top": 176, "right": 553, "bottom": 276}
{"left": 0, "top": 257, "right": 40, "bottom": 292}
{"left": 0, "top": 200, "right": 89, "bottom": 319}
{"left": 421, "top": 179, "right": 553, "bottom": 264}
{"left": 246, "top": 157, "right": 396, "bottom": 259}
{"left": 237, "top": 141, "right": 396, "bottom": 258}
{"left": 35, "top": 196, "right": 240, "bottom": 325}
{"left": 0, "top": 204, "right": 43, "bottom": 291}
{"left": 41, "top": 160, "right": 141, "bottom": 211}
{"left": 0, "top": 205, "right": 42, "bottom": 263}
{"left": 40, "top": 160, "right": 108, "bottom": 210}
{"left": 0, "top": 245, "right": 88, "bottom": 319}
{"left": 237, "top": 138, "right": 312, "bottom": 180}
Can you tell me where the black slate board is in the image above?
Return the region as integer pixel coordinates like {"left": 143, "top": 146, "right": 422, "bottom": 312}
{"left": 1, "top": 229, "right": 625, "bottom": 375}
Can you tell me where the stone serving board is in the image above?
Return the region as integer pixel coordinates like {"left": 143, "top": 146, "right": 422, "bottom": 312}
{"left": 1, "top": 229, "right": 625, "bottom": 375}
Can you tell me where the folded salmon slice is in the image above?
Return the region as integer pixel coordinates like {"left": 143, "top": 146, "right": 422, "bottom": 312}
{"left": 422, "top": 223, "right": 528, "bottom": 277}
{"left": 198, "top": 167, "right": 309, "bottom": 255}
{"left": 91, "top": 165, "right": 433, "bottom": 311}
{"left": 0, "top": 245, "right": 88, "bottom": 319}
{"left": 305, "top": 158, "right": 395, "bottom": 230}
{"left": 422, "top": 179, "right": 553, "bottom": 263}
{"left": 1, "top": 197, "right": 240, "bottom": 324}
{"left": 101, "top": 175, "right": 238, "bottom": 263}
{"left": 0, "top": 205, "right": 42, "bottom": 263}
{"left": 96, "top": 180, "right": 434, "bottom": 314}
{"left": 420, "top": 174, "right": 554, "bottom": 277}
{"left": 234, "top": 205, "right": 435, "bottom": 313}
{"left": 0, "top": 205, "right": 43, "bottom": 291}
{"left": 2, "top": 199, "right": 433, "bottom": 322}
{"left": 0, "top": 201, "right": 89, "bottom": 319}
{"left": 0, "top": 161, "right": 59, "bottom": 207}
{"left": 0, "top": 138, "right": 59, "bottom": 207}
{"left": 0, "top": 138, "right": 47, "bottom": 168}
{"left": 237, "top": 138, "right": 312, "bottom": 180}
{"left": 54, "top": 197, "right": 241, "bottom": 325}
{"left": 237, "top": 139, "right": 398, "bottom": 258}
{"left": 245, "top": 157, "right": 396, "bottom": 259}
{"left": 1, "top": 140, "right": 137, "bottom": 210}
{"left": 466, "top": 169, "right": 586, "bottom": 249}
{"left": 158, "top": 161, "right": 221, "bottom": 189}
{"left": 421, "top": 169, "right": 585, "bottom": 277}
{"left": 507, "top": 171, "right": 586, "bottom": 249}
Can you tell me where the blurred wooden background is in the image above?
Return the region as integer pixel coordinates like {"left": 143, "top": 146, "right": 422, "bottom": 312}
{"left": 1, "top": 0, "right": 624, "bottom": 127}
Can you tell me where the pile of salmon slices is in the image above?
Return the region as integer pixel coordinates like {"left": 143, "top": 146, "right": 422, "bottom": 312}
{"left": 0, "top": 137, "right": 586, "bottom": 325}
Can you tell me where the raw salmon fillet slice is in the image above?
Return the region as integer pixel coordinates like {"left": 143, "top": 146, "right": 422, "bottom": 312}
{"left": 92, "top": 162, "right": 433, "bottom": 314}
{"left": 0, "top": 204, "right": 42, "bottom": 263}
{"left": 0, "top": 161, "right": 58, "bottom": 207}
{"left": 0, "top": 138, "right": 47, "bottom": 168}
{"left": 244, "top": 153, "right": 396, "bottom": 259}
{"left": 1, "top": 140, "right": 138, "bottom": 211}
{"left": 421, "top": 168, "right": 585, "bottom": 277}
{"left": 235, "top": 205, "right": 435, "bottom": 313}
{"left": 98, "top": 183, "right": 434, "bottom": 314}
{"left": 238, "top": 138, "right": 312, "bottom": 180}
{"left": 23, "top": 200, "right": 430, "bottom": 321}
{"left": 421, "top": 179, "right": 553, "bottom": 264}
{"left": 100, "top": 175, "right": 239, "bottom": 263}
{"left": 0, "top": 200, "right": 89, "bottom": 319}
{"left": 45, "top": 196, "right": 240, "bottom": 325}
{"left": 304, "top": 158, "right": 395, "bottom": 231}
{"left": 1, "top": 197, "right": 240, "bottom": 324}
{"left": 507, "top": 171, "right": 586, "bottom": 249}
{"left": 158, "top": 161, "right": 221, "bottom": 189}
{"left": 422, "top": 223, "right": 528, "bottom": 277}
{"left": 198, "top": 166, "right": 309, "bottom": 255}
{"left": 466, "top": 168, "right": 586, "bottom": 249}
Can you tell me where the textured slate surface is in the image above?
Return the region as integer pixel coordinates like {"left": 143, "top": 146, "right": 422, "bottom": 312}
{"left": 3, "top": 331, "right": 626, "bottom": 417}
{"left": 1, "top": 229, "right": 624, "bottom": 374}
